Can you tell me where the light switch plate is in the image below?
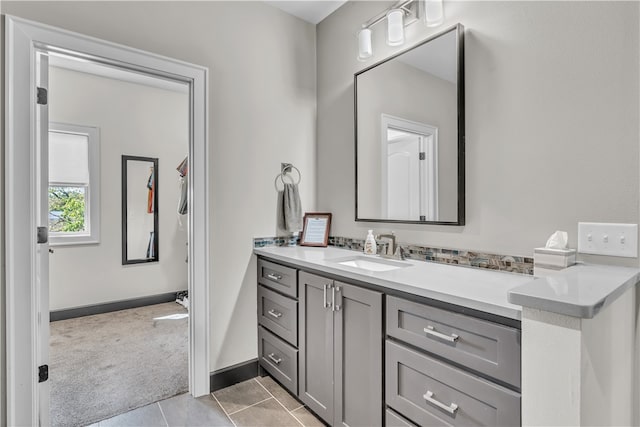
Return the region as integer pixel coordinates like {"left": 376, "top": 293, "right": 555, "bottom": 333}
{"left": 577, "top": 222, "right": 638, "bottom": 258}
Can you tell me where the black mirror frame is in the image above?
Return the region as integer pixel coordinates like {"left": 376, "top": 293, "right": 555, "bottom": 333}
{"left": 354, "top": 23, "right": 465, "bottom": 226}
{"left": 122, "top": 155, "right": 159, "bottom": 265}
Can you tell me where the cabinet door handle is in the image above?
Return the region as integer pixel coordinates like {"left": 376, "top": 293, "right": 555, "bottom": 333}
{"left": 267, "top": 273, "right": 282, "bottom": 281}
{"left": 424, "top": 325, "right": 459, "bottom": 343}
{"left": 267, "top": 309, "right": 283, "bottom": 319}
{"left": 323, "top": 283, "right": 331, "bottom": 308}
{"left": 423, "top": 391, "right": 458, "bottom": 415}
{"left": 333, "top": 286, "right": 341, "bottom": 311}
{"left": 267, "top": 353, "right": 282, "bottom": 365}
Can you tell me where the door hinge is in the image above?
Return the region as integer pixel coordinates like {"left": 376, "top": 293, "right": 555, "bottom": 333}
{"left": 37, "top": 226, "right": 48, "bottom": 244}
{"left": 37, "top": 87, "right": 48, "bottom": 105}
{"left": 419, "top": 152, "right": 426, "bottom": 160}
{"left": 38, "top": 365, "right": 49, "bottom": 383}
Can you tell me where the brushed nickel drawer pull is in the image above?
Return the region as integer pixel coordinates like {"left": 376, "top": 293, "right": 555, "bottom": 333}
{"left": 323, "top": 283, "right": 330, "bottom": 308}
{"left": 424, "top": 325, "right": 459, "bottom": 343}
{"left": 267, "top": 309, "right": 283, "bottom": 319}
{"left": 267, "top": 353, "right": 282, "bottom": 365}
{"left": 267, "top": 273, "right": 282, "bottom": 281}
{"left": 423, "top": 391, "right": 459, "bottom": 415}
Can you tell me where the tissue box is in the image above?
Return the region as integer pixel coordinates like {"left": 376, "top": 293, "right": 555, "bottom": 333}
{"left": 534, "top": 248, "right": 576, "bottom": 268}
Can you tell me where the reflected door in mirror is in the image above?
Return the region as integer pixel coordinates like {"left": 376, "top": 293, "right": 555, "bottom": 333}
{"left": 122, "top": 155, "right": 159, "bottom": 264}
{"left": 355, "top": 24, "right": 464, "bottom": 225}
{"left": 383, "top": 116, "right": 438, "bottom": 221}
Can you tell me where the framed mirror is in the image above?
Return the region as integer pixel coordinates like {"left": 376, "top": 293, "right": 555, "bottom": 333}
{"left": 355, "top": 24, "right": 465, "bottom": 225}
{"left": 122, "top": 155, "right": 159, "bottom": 264}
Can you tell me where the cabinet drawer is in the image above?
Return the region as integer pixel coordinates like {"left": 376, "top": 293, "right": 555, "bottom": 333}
{"left": 258, "top": 259, "right": 297, "bottom": 298}
{"left": 386, "top": 408, "right": 418, "bottom": 427}
{"left": 258, "top": 326, "right": 298, "bottom": 395}
{"left": 258, "top": 285, "right": 297, "bottom": 346}
{"left": 387, "top": 296, "right": 521, "bottom": 388}
{"left": 386, "top": 340, "right": 521, "bottom": 427}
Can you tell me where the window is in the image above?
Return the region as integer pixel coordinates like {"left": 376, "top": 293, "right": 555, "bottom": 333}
{"left": 48, "top": 123, "right": 100, "bottom": 245}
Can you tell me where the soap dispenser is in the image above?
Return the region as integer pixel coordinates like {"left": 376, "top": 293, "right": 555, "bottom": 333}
{"left": 364, "top": 230, "right": 377, "bottom": 255}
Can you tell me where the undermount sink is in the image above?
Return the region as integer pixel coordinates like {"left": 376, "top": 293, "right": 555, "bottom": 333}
{"left": 330, "top": 255, "right": 411, "bottom": 272}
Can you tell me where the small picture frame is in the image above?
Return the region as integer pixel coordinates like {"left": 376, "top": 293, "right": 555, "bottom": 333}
{"left": 300, "top": 212, "right": 332, "bottom": 247}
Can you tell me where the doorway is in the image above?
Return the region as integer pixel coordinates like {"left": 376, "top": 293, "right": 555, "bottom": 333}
{"left": 46, "top": 53, "right": 190, "bottom": 426}
{"left": 5, "top": 15, "right": 210, "bottom": 426}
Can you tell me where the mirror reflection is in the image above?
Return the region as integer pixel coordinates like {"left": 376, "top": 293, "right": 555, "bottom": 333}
{"left": 355, "top": 24, "right": 464, "bottom": 224}
{"left": 122, "top": 155, "right": 159, "bottom": 264}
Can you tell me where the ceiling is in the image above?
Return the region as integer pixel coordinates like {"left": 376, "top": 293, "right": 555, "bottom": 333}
{"left": 264, "top": 0, "right": 347, "bottom": 24}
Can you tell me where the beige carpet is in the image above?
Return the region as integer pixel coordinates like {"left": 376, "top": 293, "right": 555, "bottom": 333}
{"left": 50, "top": 302, "right": 189, "bottom": 427}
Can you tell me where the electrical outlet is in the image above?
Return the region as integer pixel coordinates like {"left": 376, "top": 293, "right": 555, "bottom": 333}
{"left": 577, "top": 222, "right": 638, "bottom": 258}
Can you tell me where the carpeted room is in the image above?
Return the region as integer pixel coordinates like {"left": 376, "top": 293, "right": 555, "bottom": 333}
{"left": 50, "top": 302, "right": 189, "bottom": 426}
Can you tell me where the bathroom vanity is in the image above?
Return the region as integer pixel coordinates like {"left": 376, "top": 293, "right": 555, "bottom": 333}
{"left": 254, "top": 245, "right": 529, "bottom": 426}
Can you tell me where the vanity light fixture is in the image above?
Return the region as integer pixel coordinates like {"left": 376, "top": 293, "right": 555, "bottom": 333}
{"left": 358, "top": 28, "right": 373, "bottom": 61}
{"left": 357, "top": 0, "right": 444, "bottom": 61}
{"left": 386, "top": 9, "right": 405, "bottom": 46}
{"left": 425, "top": 0, "right": 444, "bottom": 27}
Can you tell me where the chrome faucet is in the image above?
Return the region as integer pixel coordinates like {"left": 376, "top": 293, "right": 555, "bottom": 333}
{"left": 376, "top": 232, "right": 396, "bottom": 256}
{"left": 375, "top": 232, "right": 407, "bottom": 260}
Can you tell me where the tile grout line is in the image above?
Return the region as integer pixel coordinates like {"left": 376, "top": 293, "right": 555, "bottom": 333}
{"left": 157, "top": 402, "right": 170, "bottom": 427}
{"left": 288, "top": 410, "right": 308, "bottom": 427}
{"left": 254, "top": 378, "right": 305, "bottom": 427}
{"left": 211, "top": 392, "right": 238, "bottom": 427}
{"left": 225, "top": 396, "right": 274, "bottom": 416}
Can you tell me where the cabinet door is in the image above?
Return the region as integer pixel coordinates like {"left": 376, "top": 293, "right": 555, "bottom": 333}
{"left": 334, "top": 282, "right": 383, "bottom": 427}
{"left": 298, "top": 271, "right": 334, "bottom": 424}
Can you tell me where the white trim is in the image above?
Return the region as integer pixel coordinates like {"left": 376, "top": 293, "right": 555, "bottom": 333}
{"left": 5, "top": 16, "right": 39, "bottom": 426}
{"left": 380, "top": 113, "right": 439, "bottom": 221}
{"left": 48, "top": 122, "right": 101, "bottom": 246}
{"left": 35, "top": 49, "right": 51, "bottom": 427}
{"left": 5, "top": 15, "right": 211, "bottom": 425}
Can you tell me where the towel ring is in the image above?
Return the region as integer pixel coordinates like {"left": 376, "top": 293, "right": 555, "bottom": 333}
{"left": 274, "top": 165, "right": 301, "bottom": 191}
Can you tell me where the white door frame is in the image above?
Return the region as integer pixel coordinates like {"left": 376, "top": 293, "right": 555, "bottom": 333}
{"left": 5, "top": 15, "right": 210, "bottom": 426}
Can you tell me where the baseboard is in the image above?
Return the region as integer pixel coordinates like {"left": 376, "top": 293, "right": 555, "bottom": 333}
{"left": 50, "top": 291, "right": 184, "bottom": 322}
{"left": 210, "top": 359, "right": 259, "bottom": 392}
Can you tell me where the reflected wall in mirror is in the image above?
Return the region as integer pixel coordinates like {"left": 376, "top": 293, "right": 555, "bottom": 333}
{"left": 122, "top": 155, "right": 159, "bottom": 264}
{"left": 355, "top": 24, "right": 465, "bottom": 225}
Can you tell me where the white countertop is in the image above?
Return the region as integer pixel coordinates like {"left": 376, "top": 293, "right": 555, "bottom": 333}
{"left": 254, "top": 246, "right": 531, "bottom": 320}
{"left": 508, "top": 263, "right": 640, "bottom": 318}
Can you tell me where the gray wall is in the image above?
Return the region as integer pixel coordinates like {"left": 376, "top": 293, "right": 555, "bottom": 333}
{"left": 1, "top": 1, "right": 317, "bottom": 377}
{"left": 318, "top": 1, "right": 640, "bottom": 264}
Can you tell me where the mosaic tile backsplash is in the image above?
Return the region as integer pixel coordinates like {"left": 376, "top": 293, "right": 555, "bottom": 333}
{"left": 253, "top": 235, "right": 534, "bottom": 275}
{"left": 253, "top": 236, "right": 299, "bottom": 248}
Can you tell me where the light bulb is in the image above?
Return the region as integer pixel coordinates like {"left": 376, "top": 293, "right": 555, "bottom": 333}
{"left": 386, "top": 9, "right": 405, "bottom": 46}
{"left": 425, "top": 0, "right": 444, "bottom": 27}
{"left": 357, "top": 28, "right": 372, "bottom": 61}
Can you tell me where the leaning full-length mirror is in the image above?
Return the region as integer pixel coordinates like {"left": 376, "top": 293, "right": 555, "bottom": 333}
{"left": 355, "top": 24, "right": 465, "bottom": 225}
{"left": 122, "top": 155, "right": 159, "bottom": 264}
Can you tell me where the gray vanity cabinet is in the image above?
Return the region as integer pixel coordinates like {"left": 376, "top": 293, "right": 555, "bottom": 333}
{"left": 257, "top": 259, "right": 299, "bottom": 395}
{"left": 385, "top": 295, "right": 521, "bottom": 426}
{"left": 298, "top": 271, "right": 383, "bottom": 427}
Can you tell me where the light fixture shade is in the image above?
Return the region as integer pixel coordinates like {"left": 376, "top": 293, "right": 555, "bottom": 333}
{"left": 425, "top": 0, "right": 444, "bottom": 27}
{"left": 357, "top": 28, "right": 372, "bottom": 61}
{"left": 386, "top": 9, "right": 405, "bottom": 46}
